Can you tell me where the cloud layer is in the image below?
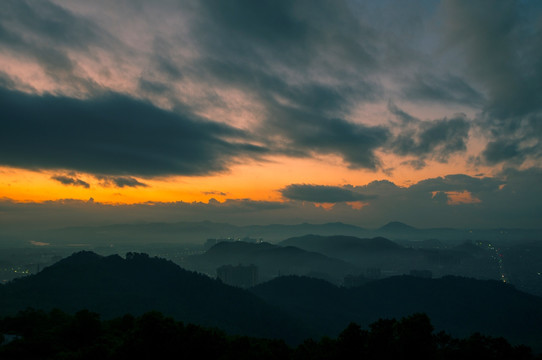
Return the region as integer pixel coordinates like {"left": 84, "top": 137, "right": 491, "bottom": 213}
{"left": 1, "top": 0, "right": 541, "bottom": 175}
{"left": 51, "top": 175, "right": 90, "bottom": 188}
{"left": 280, "top": 184, "right": 374, "bottom": 203}
{"left": 2, "top": 169, "right": 540, "bottom": 229}
{"left": 0, "top": 88, "right": 266, "bottom": 176}
{"left": 0, "top": 0, "right": 541, "bottom": 230}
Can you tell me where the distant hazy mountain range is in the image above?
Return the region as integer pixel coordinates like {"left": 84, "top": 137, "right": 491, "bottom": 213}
{"left": 280, "top": 234, "right": 403, "bottom": 260}
{"left": 1, "top": 251, "right": 542, "bottom": 350}
{"left": 183, "top": 236, "right": 503, "bottom": 286}
{"left": 183, "top": 241, "right": 357, "bottom": 283}
{"left": 22, "top": 220, "right": 542, "bottom": 247}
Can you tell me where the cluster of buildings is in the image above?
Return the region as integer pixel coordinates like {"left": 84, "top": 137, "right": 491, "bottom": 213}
{"left": 216, "top": 264, "right": 259, "bottom": 288}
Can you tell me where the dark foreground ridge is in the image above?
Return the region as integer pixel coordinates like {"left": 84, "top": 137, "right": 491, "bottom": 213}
{"left": 0, "top": 251, "right": 307, "bottom": 342}
{"left": 252, "top": 275, "right": 542, "bottom": 351}
{"left": 0, "top": 309, "right": 538, "bottom": 359}
{"left": 1, "top": 251, "right": 542, "bottom": 353}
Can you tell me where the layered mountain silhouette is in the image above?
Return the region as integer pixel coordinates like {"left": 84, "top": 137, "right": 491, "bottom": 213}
{"left": 279, "top": 235, "right": 422, "bottom": 276}
{"left": 183, "top": 241, "right": 357, "bottom": 284}
{"left": 2, "top": 251, "right": 542, "bottom": 351}
{"left": 280, "top": 234, "right": 402, "bottom": 254}
{"left": 251, "top": 275, "right": 542, "bottom": 351}
{"left": 279, "top": 235, "right": 504, "bottom": 280}
{"left": 0, "top": 251, "right": 308, "bottom": 342}
{"left": 20, "top": 220, "right": 541, "bottom": 256}
{"left": 378, "top": 221, "right": 418, "bottom": 232}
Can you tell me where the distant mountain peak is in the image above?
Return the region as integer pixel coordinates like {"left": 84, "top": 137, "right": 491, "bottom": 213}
{"left": 55, "top": 250, "right": 103, "bottom": 264}
{"left": 379, "top": 221, "right": 416, "bottom": 231}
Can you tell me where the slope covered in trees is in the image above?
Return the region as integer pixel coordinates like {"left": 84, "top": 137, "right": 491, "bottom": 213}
{"left": 0, "top": 309, "right": 537, "bottom": 360}
{"left": 0, "top": 251, "right": 308, "bottom": 342}
{"left": 251, "top": 275, "right": 542, "bottom": 351}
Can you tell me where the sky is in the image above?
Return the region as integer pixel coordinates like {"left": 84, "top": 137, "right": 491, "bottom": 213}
{"left": 1, "top": 0, "right": 541, "bottom": 230}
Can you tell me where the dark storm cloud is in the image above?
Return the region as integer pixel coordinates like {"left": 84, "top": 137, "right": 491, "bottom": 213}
{"left": 268, "top": 105, "right": 391, "bottom": 169}
{"left": 191, "top": 0, "right": 495, "bottom": 171}
{"left": 1, "top": 0, "right": 476, "bottom": 172}
{"left": 155, "top": 55, "right": 183, "bottom": 80}
{"left": 0, "top": 0, "right": 116, "bottom": 94}
{"left": 196, "top": 0, "right": 378, "bottom": 70}
{"left": 2, "top": 0, "right": 540, "bottom": 174}
{"left": 189, "top": 0, "right": 390, "bottom": 168}
{"left": 203, "top": 191, "right": 227, "bottom": 196}
{"left": 481, "top": 140, "right": 528, "bottom": 165}
{"left": 442, "top": 0, "right": 542, "bottom": 119}
{"left": 392, "top": 116, "right": 470, "bottom": 160}
{"left": 387, "top": 101, "right": 418, "bottom": 126}
{"left": 136, "top": 38, "right": 184, "bottom": 98}
{"left": 110, "top": 177, "right": 147, "bottom": 188}
{"left": 0, "top": 71, "right": 20, "bottom": 89}
{"left": 51, "top": 175, "right": 90, "bottom": 188}
{"left": 138, "top": 78, "right": 171, "bottom": 96}
{"left": 1, "top": 0, "right": 104, "bottom": 48}
{"left": 441, "top": 0, "right": 542, "bottom": 166}
{"left": 401, "top": 159, "right": 426, "bottom": 170}
{"left": 97, "top": 176, "right": 148, "bottom": 188}
{"left": 409, "top": 174, "right": 502, "bottom": 194}
{"left": 199, "top": 0, "right": 308, "bottom": 50}
{"left": 0, "top": 87, "right": 267, "bottom": 176}
{"left": 344, "top": 171, "right": 538, "bottom": 228}
{"left": 401, "top": 73, "right": 485, "bottom": 106}
{"left": 198, "top": 56, "right": 388, "bottom": 169}
{"left": 151, "top": 38, "right": 184, "bottom": 80}
{"left": 388, "top": 104, "right": 470, "bottom": 165}
{"left": 280, "top": 184, "right": 374, "bottom": 203}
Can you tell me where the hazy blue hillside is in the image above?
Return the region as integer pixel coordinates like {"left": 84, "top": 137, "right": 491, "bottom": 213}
{"left": 280, "top": 234, "right": 402, "bottom": 253}
{"left": 378, "top": 221, "right": 418, "bottom": 232}
{"left": 14, "top": 220, "right": 540, "bottom": 250}
{"left": 279, "top": 235, "right": 507, "bottom": 281}
{"left": 183, "top": 241, "right": 357, "bottom": 284}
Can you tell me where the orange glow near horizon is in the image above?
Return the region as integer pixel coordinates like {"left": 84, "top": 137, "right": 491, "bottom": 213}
{"left": 0, "top": 152, "right": 492, "bottom": 205}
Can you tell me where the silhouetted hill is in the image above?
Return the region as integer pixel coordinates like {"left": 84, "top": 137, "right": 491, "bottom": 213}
{"left": 250, "top": 276, "right": 351, "bottom": 334}
{"left": 251, "top": 275, "right": 542, "bottom": 351}
{"left": 378, "top": 221, "right": 417, "bottom": 232}
{"left": 2, "top": 308, "right": 535, "bottom": 359}
{"left": 279, "top": 235, "right": 414, "bottom": 274}
{"left": 183, "top": 241, "right": 357, "bottom": 284}
{"left": 278, "top": 235, "right": 507, "bottom": 280}
{"left": 0, "top": 251, "right": 309, "bottom": 342}
{"left": 280, "top": 234, "right": 402, "bottom": 254}
{"left": 2, "top": 252, "right": 542, "bottom": 352}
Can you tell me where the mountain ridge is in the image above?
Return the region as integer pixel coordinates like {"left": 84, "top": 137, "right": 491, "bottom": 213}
{"left": 2, "top": 251, "right": 542, "bottom": 351}
{"left": 0, "top": 251, "right": 310, "bottom": 342}
{"left": 184, "top": 241, "right": 357, "bottom": 284}
{"left": 33, "top": 220, "right": 542, "bottom": 247}
{"left": 251, "top": 274, "right": 542, "bottom": 351}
